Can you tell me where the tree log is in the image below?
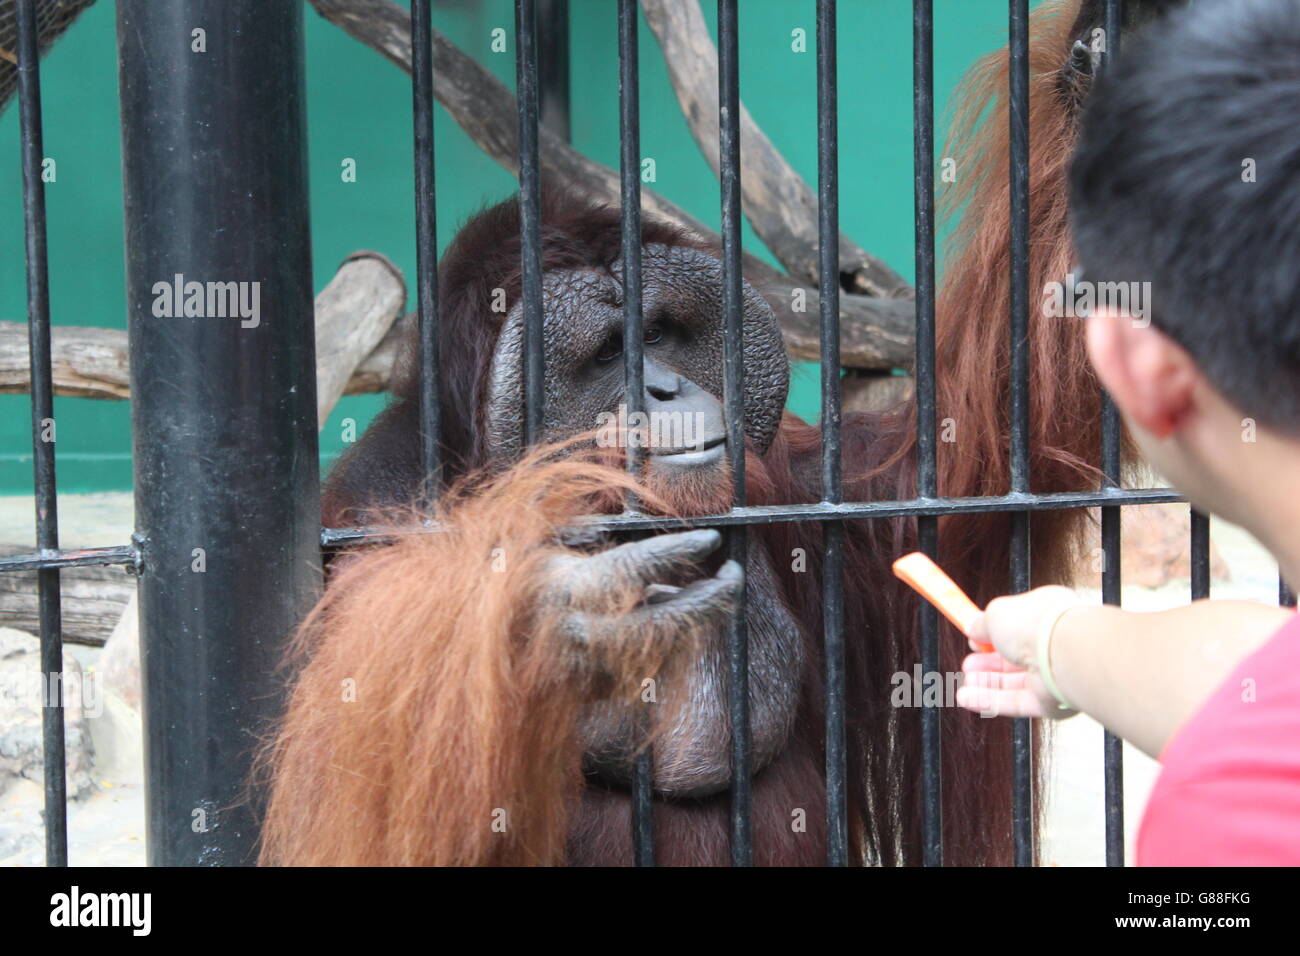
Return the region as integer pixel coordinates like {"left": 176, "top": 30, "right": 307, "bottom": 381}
{"left": 0, "top": 251, "right": 409, "bottom": 403}
{"left": 313, "top": 251, "right": 406, "bottom": 426}
{"left": 305, "top": 0, "right": 915, "bottom": 370}
{"left": 0, "top": 321, "right": 130, "bottom": 399}
{"left": 640, "top": 0, "right": 911, "bottom": 299}
{"left": 2, "top": 253, "right": 408, "bottom": 650}
{"left": 0, "top": 0, "right": 96, "bottom": 115}
{"left": 0, "top": 546, "right": 132, "bottom": 647}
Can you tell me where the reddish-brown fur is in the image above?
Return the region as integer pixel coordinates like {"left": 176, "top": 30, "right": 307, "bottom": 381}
{"left": 261, "top": 0, "right": 1117, "bottom": 866}
{"left": 259, "top": 451, "right": 683, "bottom": 866}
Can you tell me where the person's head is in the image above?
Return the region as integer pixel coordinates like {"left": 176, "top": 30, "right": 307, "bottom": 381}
{"left": 1070, "top": 0, "right": 1300, "bottom": 530}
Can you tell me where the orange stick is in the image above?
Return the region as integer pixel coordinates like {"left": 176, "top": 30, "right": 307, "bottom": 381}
{"left": 891, "top": 551, "right": 993, "bottom": 652}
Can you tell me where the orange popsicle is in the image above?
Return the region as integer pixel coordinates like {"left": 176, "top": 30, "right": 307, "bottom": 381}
{"left": 891, "top": 551, "right": 993, "bottom": 652}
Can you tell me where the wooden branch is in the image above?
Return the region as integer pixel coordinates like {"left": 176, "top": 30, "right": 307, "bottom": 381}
{"left": 842, "top": 369, "right": 915, "bottom": 416}
{"left": 0, "top": 252, "right": 409, "bottom": 402}
{"left": 305, "top": 0, "right": 914, "bottom": 370}
{"left": 346, "top": 314, "right": 408, "bottom": 395}
{"left": 0, "top": 547, "right": 133, "bottom": 647}
{"left": 0, "top": 252, "right": 407, "bottom": 652}
{"left": 640, "top": 0, "right": 911, "bottom": 299}
{"left": 314, "top": 251, "right": 406, "bottom": 425}
{"left": 0, "top": 0, "right": 96, "bottom": 115}
{"left": 307, "top": 0, "right": 715, "bottom": 236}
{"left": 766, "top": 281, "right": 915, "bottom": 369}
{"left": 0, "top": 322, "right": 130, "bottom": 399}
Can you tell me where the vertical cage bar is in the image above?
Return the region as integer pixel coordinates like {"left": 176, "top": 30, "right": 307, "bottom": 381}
{"left": 816, "top": 0, "right": 847, "bottom": 867}
{"left": 617, "top": 0, "right": 655, "bottom": 867}
{"left": 1190, "top": 510, "right": 1210, "bottom": 600}
{"left": 15, "top": 0, "right": 67, "bottom": 868}
{"left": 717, "top": 0, "right": 752, "bottom": 867}
{"left": 1099, "top": 0, "right": 1125, "bottom": 867}
{"left": 118, "top": 0, "right": 321, "bottom": 865}
{"left": 1007, "top": 0, "right": 1034, "bottom": 867}
{"left": 516, "top": 0, "right": 545, "bottom": 444}
{"left": 538, "top": 0, "right": 571, "bottom": 142}
{"left": 1100, "top": 486, "right": 1123, "bottom": 864}
{"left": 913, "top": 0, "right": 942, "bottom": 868}
{"left": 412, "top": 0, "right": 441, "bottom": 490}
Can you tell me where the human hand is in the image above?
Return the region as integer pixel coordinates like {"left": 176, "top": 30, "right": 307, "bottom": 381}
{"left": 955, "top": 585, "right": 1082, "bottom": 719}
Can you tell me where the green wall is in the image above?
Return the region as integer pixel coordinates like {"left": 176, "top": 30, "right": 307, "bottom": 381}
{"left": 0, "top": 0, "right": 1042, "bottom": 493}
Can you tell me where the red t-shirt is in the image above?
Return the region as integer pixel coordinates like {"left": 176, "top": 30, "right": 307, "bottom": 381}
{"left": 1137, "top": 612, "right": 1300, "bottom": 865}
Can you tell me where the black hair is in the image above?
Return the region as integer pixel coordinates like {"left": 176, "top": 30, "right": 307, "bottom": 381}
{"left": 1069, "top": 0, "right": 1300, "bottom": 431}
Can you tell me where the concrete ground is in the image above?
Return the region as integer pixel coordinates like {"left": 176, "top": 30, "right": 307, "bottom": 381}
{"left": 0, "top": 492, "right": 145, "bottom": 867}
{"left": 0, "top": 493, "right": 1285, "bottom": 866}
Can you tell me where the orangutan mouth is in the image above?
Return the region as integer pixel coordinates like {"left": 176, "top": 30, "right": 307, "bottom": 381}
{"left": 649, "top": 434, "right": 726, "bottom": 465}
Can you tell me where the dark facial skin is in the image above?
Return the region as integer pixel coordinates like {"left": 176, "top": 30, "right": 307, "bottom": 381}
{"left": 485, "top": 243, "right": 789, "bottom": 463}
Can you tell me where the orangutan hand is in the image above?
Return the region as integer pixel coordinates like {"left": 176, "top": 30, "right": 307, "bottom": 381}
{"left": 541, "top": 529, "right": 742, "bottom": 660}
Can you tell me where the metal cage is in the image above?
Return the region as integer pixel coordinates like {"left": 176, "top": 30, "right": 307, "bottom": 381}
{"left": 6, "top": 0, "right": 1293, "bottom": 867}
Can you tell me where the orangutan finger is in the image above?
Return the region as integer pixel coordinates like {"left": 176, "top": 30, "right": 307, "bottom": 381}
{"left": 598, "top": 530, "right": 723, "bottom": 583}
{"left": 557, "top": 558, "right": 741, "bottom": 656}
{"left": 550, "top": 529, "right": 722, "bottom": 604}
{"left": 624, "top": 559, "right": 743, "bottom": 635}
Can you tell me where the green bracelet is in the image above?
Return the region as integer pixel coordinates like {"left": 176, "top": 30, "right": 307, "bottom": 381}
{"left": 1036, "top": 601, "right": 1079, "bottom": 712}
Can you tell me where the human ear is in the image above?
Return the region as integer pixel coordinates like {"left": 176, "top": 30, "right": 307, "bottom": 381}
{"left": 1086, "top": 309, "right": 1196, "bottom": 439}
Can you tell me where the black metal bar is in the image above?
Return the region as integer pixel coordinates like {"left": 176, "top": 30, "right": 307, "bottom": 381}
{"left": 538, "top": 0, "right": 571, "bottom": 143}
{"left": 411, "top": 0, "right": 441, "bottom": 492}
{"left": 117, "top": 0, "right": 321, "bottom": 865}
{"left": 1099, "top": 0, "right": 1125, "bottom": 868}
{"left": 1007, "top": 0, "right": 1034, "bottom": 867}
{"left": 816, "top": 8, "right": 842, "bottom": 509}
{"left": 15, "top": 0, "right": 67, "bottom": 869}
{"left": 618, "top": 0, "right": 645, "bottom": 497}
{"left": 1100, "top": 478, "right": 1123, "bottom": 865}
{"left": 816, "top": 0, "right": 847, "bottom": 869}
{"left": 912, "top": 0, "right": 942, "bottom": 868}
{"left": 516, "top": 0, "right": 545, "bottom": 444}
{"left": 630, "top": 738, "right": 655, "bottom": 867}
{"left": 816, "top": 0, "right": 847, "bottom": 868}
{"left": 1007, "top": 21, "right": 1031, "bottom": 494}
{"left": 321, "top": 487, "right": 1188, "bottom": 548}
{"left": 1190, "top": 509, "right": 1210, "bottom": 599}
{"left": 1105, "top": 0, "right": 1124, "bottom": 61}
{"left": 716, "top": 0, "right": 751, "bottom": 867}
{"left": 617, "top": 0, "right": 655, "bottom": 868}
{"left": 0, "top": 545, "right": 137, "bottom": 574}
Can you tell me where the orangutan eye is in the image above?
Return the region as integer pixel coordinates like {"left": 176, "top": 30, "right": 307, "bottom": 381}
{"left": 595, "top": 333, "right": 622, "bottom": 363}
{"left": 595, "top": 325, "right": 662, "bottom": 363}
